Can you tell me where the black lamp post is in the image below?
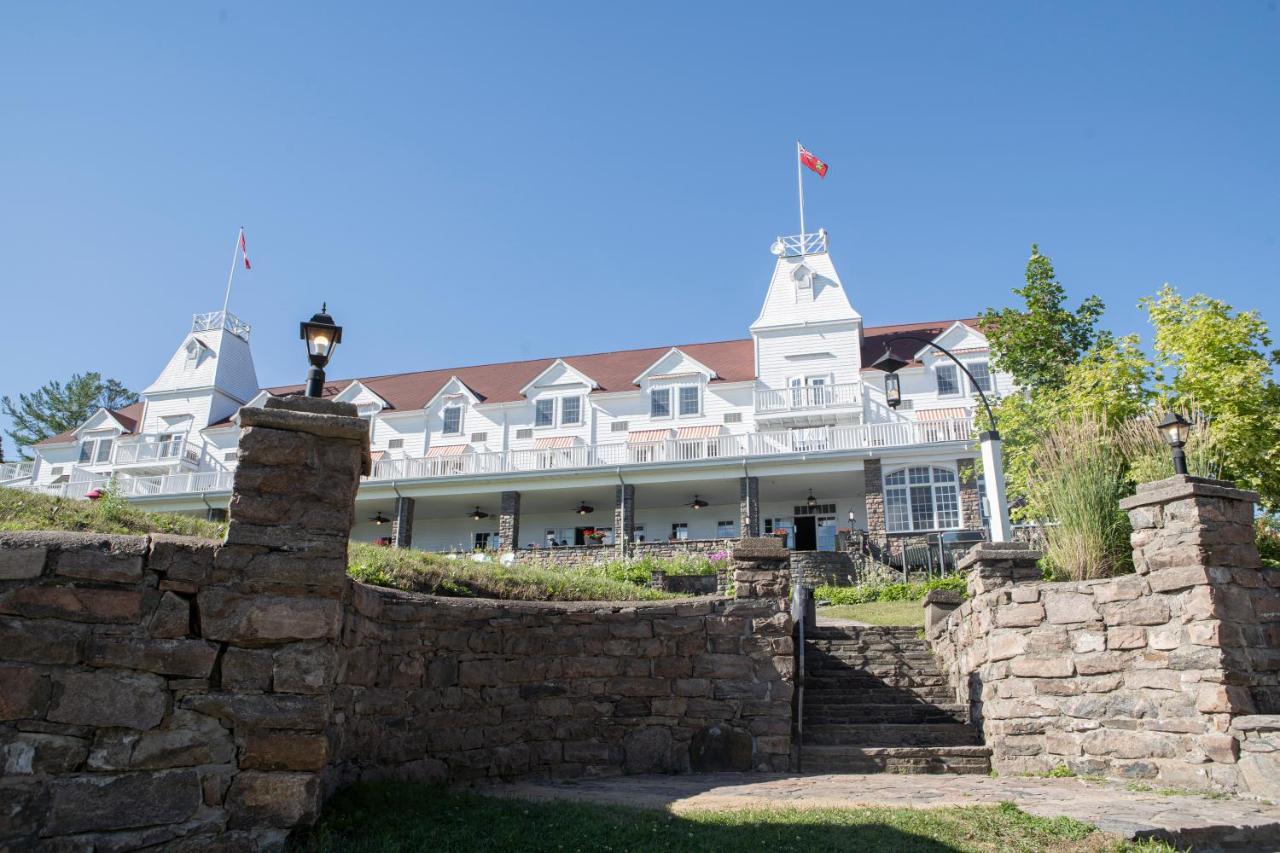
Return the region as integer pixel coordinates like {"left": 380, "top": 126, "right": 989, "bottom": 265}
{"left": 1157, "top": 412, "right": 1191, "bottom": 476}
{"left": 299, "top": 304, "right": 343, "bottom": 398}
{"left": 869, "top": 337, "right": 1010, "bottom": 542}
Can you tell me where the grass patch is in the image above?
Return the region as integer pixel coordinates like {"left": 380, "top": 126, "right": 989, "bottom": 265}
{"left": 819, "top": 600, "right": 924, "bottom": 627}
{"left": 0, "top": 485, "right": 224, "bottom": 539}
{"left": 816, "top": 574, "right": 966, "bottom": 606}
{"left": 347, "top": 543, "right": 679, "bottom": 602}
{"left": 290, "top": 782, "right": 1164, "bottom": 853}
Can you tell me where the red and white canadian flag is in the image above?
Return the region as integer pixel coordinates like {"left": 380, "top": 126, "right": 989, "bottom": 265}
{"left": 799, "top": 144, "right": 829, "bottom": 178}
{"left": 239, "top": 230, "right": 251, "bottom": 270}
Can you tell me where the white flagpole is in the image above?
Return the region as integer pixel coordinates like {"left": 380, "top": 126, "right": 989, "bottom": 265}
{"left": 796, "top": 141, "right": 806, "bottom": 237}
{"left": 220, "top": 227, "right": 243, "bottom": 319}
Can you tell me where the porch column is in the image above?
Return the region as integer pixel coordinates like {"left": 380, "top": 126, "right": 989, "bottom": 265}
{"left": 390, "top": 496, "right": 415, "bottom": 548}
{"left": 957, "top": 458, "right": 982, "bottom": 531}
{"left": 614, "top": 483, "right": 635, "bottom": 556}
{"left": 738, "top": 476, "right": 760, "bottom": 538}
{"left": 863, "top": 459, "right": 885, "bottom": 540}
{"left": 498, "top": 490, "right": 521, "bottom": 553}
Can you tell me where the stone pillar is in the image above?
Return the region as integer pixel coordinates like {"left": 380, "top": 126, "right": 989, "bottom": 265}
{"left": 923, "top": 588, "right": 962, "bottom": 640}
{"left": 390, "top": 496, "right": 415, "bottom": 549}
{"left": 649, "top": 569, "right": 667, "bottom": 591}
{"left": 863, "top": 459, "right": 885, "bottom": 539}
{"left": 202, "top": 396, "right": 370, "bottom": 842}
{"left": 956, "top": 541, "right": 1042, "bottom": 596}
{"left": 1120, "top": 475, "right": 1272, "bottom": 714}
{"left": 498, "top": 490, "right": 521, "bottom": 554}
{"left": 738, "top": 476, "right": 760, "bottom": 538}
{"left": 732, "top": 537, "right": 790, "bottom": 600}
{"left": 614, "top": 483, "right": 635, "bottom": 557}
{"left": 957, "top": 458, "right": 982, "bottom": 531}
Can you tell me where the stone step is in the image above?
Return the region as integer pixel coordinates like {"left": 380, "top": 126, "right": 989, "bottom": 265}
{"left": 805, "top": 674, "right": 949, "bottom": 690}
{"left": 803, "top": 703, "right": 968, "bottom": 726}
{"left": 807, "top": 628, "right": 923, "bottom": 642}
{"left": 800, "top": 745, "right": 992, "bottom": 775}
{"left": 802, "top": 723, "right": 983, "bottom": 748}
{"left": 806, "top": 640, "right": 932, "bottom": 652}
{"left": 804, "top": 688, "right": 957, "bottom": 705}
{"left": 806, "top": 659, "right": 943, "bottom": 674}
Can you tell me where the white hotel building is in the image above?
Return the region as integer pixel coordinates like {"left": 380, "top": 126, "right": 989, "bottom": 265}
{"left": 3, "top": 230, "right": 1012, "bottom": 559}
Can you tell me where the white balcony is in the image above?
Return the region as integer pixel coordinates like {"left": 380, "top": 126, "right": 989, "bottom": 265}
{"left": 7, "top": 470, "right": 234, "bottom": 500}
{"left": 368, "top": 418, "right": 974, "bottom": 483}
{"left": 0, "top": 461, "right": 34, "bottom": 483}
{"left": 113, "top": 435, "right": 200, "bottom": 469}
{"left": 754, "top": 382, "right": 860, "bottom": 415}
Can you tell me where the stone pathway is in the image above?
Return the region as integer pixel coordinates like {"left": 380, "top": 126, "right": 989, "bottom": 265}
{"left": 482, "top": 772, "right": 1280, "bottom": 849}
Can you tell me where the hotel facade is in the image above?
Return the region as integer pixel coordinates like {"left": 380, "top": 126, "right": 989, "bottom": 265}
{"left": 3, "top": 230, "right": 1012, "bottom": 559}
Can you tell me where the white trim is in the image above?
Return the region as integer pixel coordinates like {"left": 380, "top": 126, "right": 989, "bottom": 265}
{"left": 519, "top": 359, "right": 599, "bottom": 396}
{"left": 911, "top": 320, "right": 981, "bottom": 361}
{"left": 632, "top": 348, "right": 719, "bottom": 385}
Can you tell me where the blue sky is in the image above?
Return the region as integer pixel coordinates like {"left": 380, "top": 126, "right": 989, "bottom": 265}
{"left": 1, "top": 2, "right": 1277, "bottom": 445}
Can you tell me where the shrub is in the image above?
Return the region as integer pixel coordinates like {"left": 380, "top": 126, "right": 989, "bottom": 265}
{"left": 1030, "top": 417, "right": 1133, "bottom": 581}
{"left": 815, "top": 574, "right": 965, "bottom": 606}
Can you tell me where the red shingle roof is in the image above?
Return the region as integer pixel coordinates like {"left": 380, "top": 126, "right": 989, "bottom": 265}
{"left": 35, "top": 401, "right": 144, "bottom": 446}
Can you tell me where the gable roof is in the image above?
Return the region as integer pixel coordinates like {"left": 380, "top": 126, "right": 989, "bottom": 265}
{"left": 35, "top": 401, "right": 144, "bottom": 446}
{"left": 860, "top": 319, "right": 981, "bottom": 370}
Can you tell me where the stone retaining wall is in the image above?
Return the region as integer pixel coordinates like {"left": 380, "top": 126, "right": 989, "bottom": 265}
{"left": 0, "top": 397, "right": 794, "bottom": 850}
{"left": 930, "top": 477, "right": 1280, "bottom": 797}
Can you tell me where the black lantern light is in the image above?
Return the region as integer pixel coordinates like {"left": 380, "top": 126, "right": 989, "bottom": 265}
{"left": 370, "top": 511, "right": 390, "bottom": 526}
{"left": 299, "top": 304, "right": 343, "bottom": 398}
{"left": 1157, "top": 412, "right": 1191, "bottom": 476}
{"left": 469, "top": 506, "right": 490, "bottom": 521}
{"left": 870, "top": 346, "right": 910, "bottom": 410}
{"left": 690, "top": 495, "right": 708, "bottom": 510}
{"left": 576, "top": 501, "right": 594, "bottom": 516}
{"left": 806, "top": 490, "right": 818, "bottom": 508}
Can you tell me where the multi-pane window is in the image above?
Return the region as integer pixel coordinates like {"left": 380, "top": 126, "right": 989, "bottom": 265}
{"left": 442, "top": 406, "right": 462, "bottom": 435}
{"left": 884, "top": 466, "right": 961, "bottom": 532}
{"left": 935, "top": 365, "right": 959, "bottom": 396}
{"left": 716, "top": 520, "right": 736, "bottom": 538}
{"left": 678, "top": 386, "right": 700, "bottom": 416}
{"left": 560, "top": 396, "right": 582, "bottom": 426}
{"left": 650, "top": 388, "right": 671, "bottom": 418}
{"left": 670, "top": 522, "right": 688, "bottom": 541}
{"left": 968, "top": 360, "right": 992, "bottom": 394}
{"left": 534, "top": 399, "right": 555, "bottom": 427}
{"left": 79, "top": 437, "right": 113, "bottom": 464}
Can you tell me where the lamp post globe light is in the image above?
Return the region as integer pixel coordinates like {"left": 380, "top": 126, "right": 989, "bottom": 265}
{"left": 300, "top": 304, "right": 343, "bottom": 398}
{"left": 870, "top": 340, "right": 1012, "bottom": 543}
{"left": 1157, "top": 412, "right": 1192, "bottom": 476}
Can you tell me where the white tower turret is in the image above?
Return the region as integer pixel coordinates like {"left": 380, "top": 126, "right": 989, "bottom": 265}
{"left": 138, "top": 311, "right": 260, "bottom": 433}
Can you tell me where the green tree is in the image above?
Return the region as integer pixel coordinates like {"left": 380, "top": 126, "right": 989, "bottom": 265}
{"left": 1142, "top": 285, "right": 1280, "bottom": 508}
{"left": 2, "top": 373, "right": 137, "bottom": 458}
{"left": 979, "top": 244, "right": 1107, "bottom": 392}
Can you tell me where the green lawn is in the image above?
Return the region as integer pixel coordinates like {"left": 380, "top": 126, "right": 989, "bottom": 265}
{"left": 819, "top": 599, "right": 925, "bottom": 626}
{"left": 0, "top": 485, "right": 225, "bottom": 539}
{"left": 289, "top": 782, "right": 1172, "bottom": 853}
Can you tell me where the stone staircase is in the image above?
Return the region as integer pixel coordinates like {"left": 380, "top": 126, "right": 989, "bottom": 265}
{"left": 800, "top": 625, "right": 991, "bottom": 774}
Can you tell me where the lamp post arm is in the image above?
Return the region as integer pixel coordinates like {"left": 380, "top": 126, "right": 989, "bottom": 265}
{"left": 884, "top": 335, "right": 998, "bottom": 430}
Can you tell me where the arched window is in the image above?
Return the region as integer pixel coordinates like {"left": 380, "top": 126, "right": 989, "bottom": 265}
{"left": 883, "top": 465, "right": 960, "bottom": 532}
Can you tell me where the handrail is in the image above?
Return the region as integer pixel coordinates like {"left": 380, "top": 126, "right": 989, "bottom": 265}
{"left": 754, "top": 382, "right": 860, "bottom": 414}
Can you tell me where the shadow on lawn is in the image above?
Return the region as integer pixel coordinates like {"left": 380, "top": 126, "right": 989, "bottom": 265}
{"left": 288, "top": 782, "right": 1095, "bottom": 853}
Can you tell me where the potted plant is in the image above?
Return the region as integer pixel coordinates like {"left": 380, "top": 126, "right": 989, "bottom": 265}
{"left": 584, "top": 528, "right": 607, "bottom": 545}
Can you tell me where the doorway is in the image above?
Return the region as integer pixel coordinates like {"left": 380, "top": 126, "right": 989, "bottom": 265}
{"left": 793, "top": 516, "right": 817, "bottom": 551}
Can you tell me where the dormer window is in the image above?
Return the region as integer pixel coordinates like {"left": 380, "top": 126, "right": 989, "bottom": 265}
{"left": 534, "top": 399, "right": 555, "bottom": 428}
{"left": 184, "top": 340, "right": 206, "bottom": 369}
{"left": 678, "top": 386, "right": 701, "bottom": 417}
{"left": 442, "top": 405, "right": 463, "bottom": 435}
{"left": 650, "top": 388, "right": 672, "bottom": 419}
{"left": 560, "top": 396, "right": 582, "bottom": 426}
{"left": 78, "top": 436, "right": 113, "bottom": 464}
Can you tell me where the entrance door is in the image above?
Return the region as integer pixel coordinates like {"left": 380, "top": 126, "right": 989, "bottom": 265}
{"left": 817, "top": 516, "right": 837, "bottom": 551}
{"left": 793, "top": 516, "right": 817, "bottom": 551}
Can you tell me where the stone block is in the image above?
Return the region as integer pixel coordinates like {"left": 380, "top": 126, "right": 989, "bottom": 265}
{"left": 1009, "top": 656, "right": 1074, "bottom": 678}
{"left": 1146, "top": 565, "right": 1211, "bottom": 593}
{"left": 1071, "top": 631, "right": 1106, "bottom": 654}
{"left": 995, "top": 603, "right": 1045, "bottom": 628}
{"left": 0, "top": 616, "right": 85, "bottom": 664}
{"left": 148, "top": 591, "right": 192, "bottom": 639}
{"left": 623, "top": 726, "right": 676, "bottom": 773}
{"left": 988, "top": 632, "right": 1027, "bottom": 661}
{"left": 0, "top": 664, "right": 49, "bottom": 721}
{"left": 273, "top": 642, "right": 336, "bottom": 694}
{"left": 1081, "top": 728, "right": 1178, "bottom": 759}
{"left": 48, "top": 670, "right": 167, "bottom": 730}
{"left": 240, "top": 732, "right": 329, "bottom": 771}
{"left": 1197, "top": 685, "right": 1256, "bottom": 714}
{"left": 1093, "top": 575, "right": 1147, "bottom": 603}
{"left": 0, "top": 547, "right": 46, "bottom": 580}
{"left": 1101, "top": 598, "right": 1171, "bottom": 626}
{"left": 0, "top": 586, "right": 142, "bottom": 624}
{"left": 1, "top": 732, "right": 88, "bottom": 774}
{"left": 226, "top": 770, "right": 323, "bottom": 829}
{"left": 1043, "top": 590, "right": 1098, "bottom": 624}
{"left": 222, "top": 647, "right": 274, "bottom": 691}
{"left": 181, "top": 692, "right": 330, "bottom": 731}
{"left": 86, "top": 637, "right": 218, "bottom": 678}
{"left": 689, "top": 724, "right": 753, "bottom": 771}
{"left": 1107, "top": 625, "right": 1147, "bottom": 650}
{"left": 54, "top": 548, "right": 144, "bottom": 584}
{"left": 47, "top": 769, "right": 203, "bottom": 834}
{"left": 198, "top": 587, "right": 341, "bottom": 644}
{"left": 1199, "top": 733, "right": 1239, "bottom": 764}
{"left": 1074, "top": 652, "right": 1125, "bottom": 675}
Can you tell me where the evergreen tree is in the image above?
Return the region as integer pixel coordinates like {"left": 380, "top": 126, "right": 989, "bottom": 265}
{"left": 2, "top": 373, "right": 137, "bottom": 458}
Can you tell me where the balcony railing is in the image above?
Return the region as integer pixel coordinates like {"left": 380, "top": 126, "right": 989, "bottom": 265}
{"left": 368, "top": 418, "right": 974, "bottom": 483}
{"left": 772, "top": 230, "right": 827, "bottom": 257}
{"left": 754, "top": 382, "right": 860, "bottom": 414}
{"left": 8, "top": 470, "right": 234, "bottom": 500}
{"left": 0, "top": 461, "right": 34, "bottom": 482}
{"left": 113, "top": 436, "right": 199, "bottom": 467}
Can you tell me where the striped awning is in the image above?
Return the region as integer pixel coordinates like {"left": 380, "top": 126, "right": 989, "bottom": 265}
{"left": 676, "top": 425, "right": 721, "bottom": 439}
{"left": 917, "top": 407, "right": 968, "bottom": 421}
{"left": 534, "top": 436, "right": 576, "bottom": 449}
{"left": 425, "top": 444, "right": 469, "bottom": 457}
{"left": 628, "top": 429, "right": 671, "bottom": 443}
{"left": 369, "top": 450, "right": 386, "bottom": 462}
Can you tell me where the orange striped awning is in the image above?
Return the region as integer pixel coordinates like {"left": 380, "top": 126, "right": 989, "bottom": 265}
{"left": 369, "top": 450, "right": 386, "bottom": 462}
{"left": 676, "top": 425, "right": 721, "bottom": 439}
{"left": 917, "top": 407, "right": 968, "bottom": 421}
{"left": 534, "top": 436, "right": 576, "bottom": 449}
{"left": 425, "top": 444, "right": 469, "bottom": 457}
{"left": 628, "top": 429, "right": 670, "bottom": 443}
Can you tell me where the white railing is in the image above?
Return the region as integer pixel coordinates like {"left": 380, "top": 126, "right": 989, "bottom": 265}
{"left": 754, "top": 382, "right": 860, "bottom": 414}
{"left": 6, "top": 470, "right": 234, "bottom": 500}
{"left": 113, "top": 436, "right": 191, "bottom": 466}
{"left": 0, "top": 461, "right": 34, "bottom": 482}
{"left": 367, "top": 418, "right": 974, "bottom": 483}
{"left": 772, "top": 230, "right": 827, "bottom": 258}
{"left": 192, "top": 310, "right": 251, "bottom": 341}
